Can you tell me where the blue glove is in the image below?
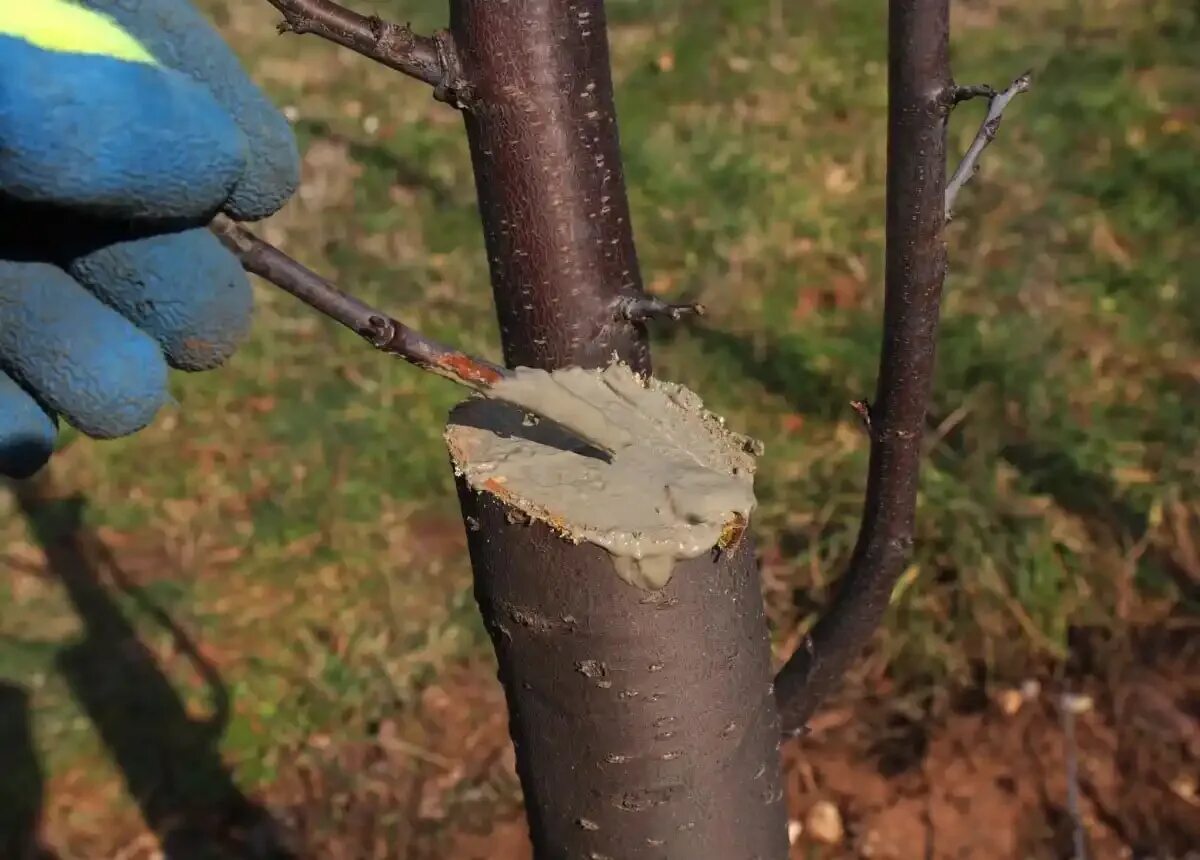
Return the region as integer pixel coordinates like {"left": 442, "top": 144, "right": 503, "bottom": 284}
{"left": 0, "top": 0, "right": 299, "bottom": 477}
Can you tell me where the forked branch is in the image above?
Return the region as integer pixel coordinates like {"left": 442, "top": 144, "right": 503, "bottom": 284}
{"left": 263, "top": 0, "right": 461, "bottom": 97}
{"left": 774, "top": 0, "right": 954, "bottom": 735}
{"left": 210, "top": 215, "right": 506, "bottom": 390}
{"left": 774, "top": 5, "right": 1030, "bottom": 734}
{"left": 945, "top": 72, "right": 1032, "bottom": 221}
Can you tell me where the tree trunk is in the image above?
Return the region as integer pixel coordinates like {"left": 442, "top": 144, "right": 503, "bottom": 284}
{"left": 454, "top": 485, "right": 784, "bottom": 858}
{"left": 245, "top": 0, "right": 1008, "bottom": 853}
{"left": 450, "top": 0, "right": 650, "bottom": 373}
{"left": 447, "top": 1, "right": 787, "bottom": 856}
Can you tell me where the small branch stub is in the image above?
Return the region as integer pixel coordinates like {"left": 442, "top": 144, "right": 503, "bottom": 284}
{"left": 615, "top": 294, "right": 706, "bottom": 324}
{"left": 850, "top": 399, "right": 873, "bottom": 434}
{"left": 952, "top": 83, "right": 996, "bottom": 103}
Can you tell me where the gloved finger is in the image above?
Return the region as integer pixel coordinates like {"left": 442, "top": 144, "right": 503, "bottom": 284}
{"left": 83, "top": 0, "right": 301, "bottom": 220}
{"left": 67, "top": 227, "right": 253, "bottom": 372}
{"left": 0, "top": 2, "right": 247, "bottom": 220}
{"left": 0, "top": 262, "right": 168, "bottom": 439}
{"left": 0, "top": 373, "right": 57, "bottom": 479}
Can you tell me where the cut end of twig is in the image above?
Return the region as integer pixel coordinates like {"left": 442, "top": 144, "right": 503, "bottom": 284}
{"left": 616, "top": 295, "right": 707, "bottom": 324}
{"left": 432, "top": 352, "right": 507, "bottom": 388}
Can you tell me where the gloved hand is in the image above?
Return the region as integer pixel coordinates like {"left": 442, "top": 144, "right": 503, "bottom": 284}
{"left": 0, "top": 0, "right": 299, "bottom": 478}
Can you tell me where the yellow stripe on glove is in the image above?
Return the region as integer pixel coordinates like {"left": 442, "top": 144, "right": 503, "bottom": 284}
{"left": 0, "top": 0, "right": 156, "bottom": 64}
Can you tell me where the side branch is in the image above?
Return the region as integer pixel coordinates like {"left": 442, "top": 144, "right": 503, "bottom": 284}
{"left": 210, "top": 215, "right": 506, "bottom": 391}
{"left": 773, "top": 0, "right": 954, "bottom": 736}
{"left": 945, "top": 72, "right": 1032, "bottom": 221}
{"left": 263, "top": 0, "right": 455, "bottom": 94}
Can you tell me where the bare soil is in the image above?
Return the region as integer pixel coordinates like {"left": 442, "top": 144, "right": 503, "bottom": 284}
{"left": 263, "top": 635, "right": 1198, "bottom": 860}
{"left": 12, "top": 630, "right": 1199, "bottom": 860}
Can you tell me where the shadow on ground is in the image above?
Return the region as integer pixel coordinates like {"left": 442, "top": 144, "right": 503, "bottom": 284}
{"left": 0, "top": 681, "right": 56, "bottom": 859}
{"left": 3, "top": 477, "right": 294, "bottom": 860}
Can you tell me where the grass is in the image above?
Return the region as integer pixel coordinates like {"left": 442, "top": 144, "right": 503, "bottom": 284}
{"left": 1, "top": 0, "right": 1197, "bottom": 851}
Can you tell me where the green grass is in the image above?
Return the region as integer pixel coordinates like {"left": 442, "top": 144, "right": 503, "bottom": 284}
{"left": 1, "top": 0, "right": 1197, "bottom": 847}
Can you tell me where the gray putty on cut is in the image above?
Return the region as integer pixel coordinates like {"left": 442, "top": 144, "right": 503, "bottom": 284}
{"left": 445, "top": 363, "right": 763, "bottom": 591}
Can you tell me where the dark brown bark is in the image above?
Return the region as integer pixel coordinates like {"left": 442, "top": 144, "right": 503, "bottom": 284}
{"left": 450, "top": 0, "right": 651, "bottom": 372}
{"left": 774, "top": 0, "right": 954, "bottom": 735}
{"left": 445, "top": 1, "right": 786, "bottom": 856}
{"left": 455, "top": 478, "right": 787, "bottom": 859}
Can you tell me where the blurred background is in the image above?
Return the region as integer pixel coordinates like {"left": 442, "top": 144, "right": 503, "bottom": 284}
{"left": 2, "top": 0, "right": 1197, "bottom": 857}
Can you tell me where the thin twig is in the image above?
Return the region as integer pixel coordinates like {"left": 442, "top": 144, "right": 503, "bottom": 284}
{"left": 263, "top": 0, "right": 458, "bottom": 96}
{"left": 210, "top": 215, "right": 506, "bottom": 391}
{"left": 614, "top": 294, "right": 706, "bottom": 323}
{"left": 945, "top": 72, "right": 1032, "bottom": 221}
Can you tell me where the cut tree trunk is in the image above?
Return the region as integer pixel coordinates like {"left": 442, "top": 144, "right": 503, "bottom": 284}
{"left": 453, "top": 483, "right": 785, "bottom": 858}
{"left": 446, "top": 0, "right": 787, "bottom": 856}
